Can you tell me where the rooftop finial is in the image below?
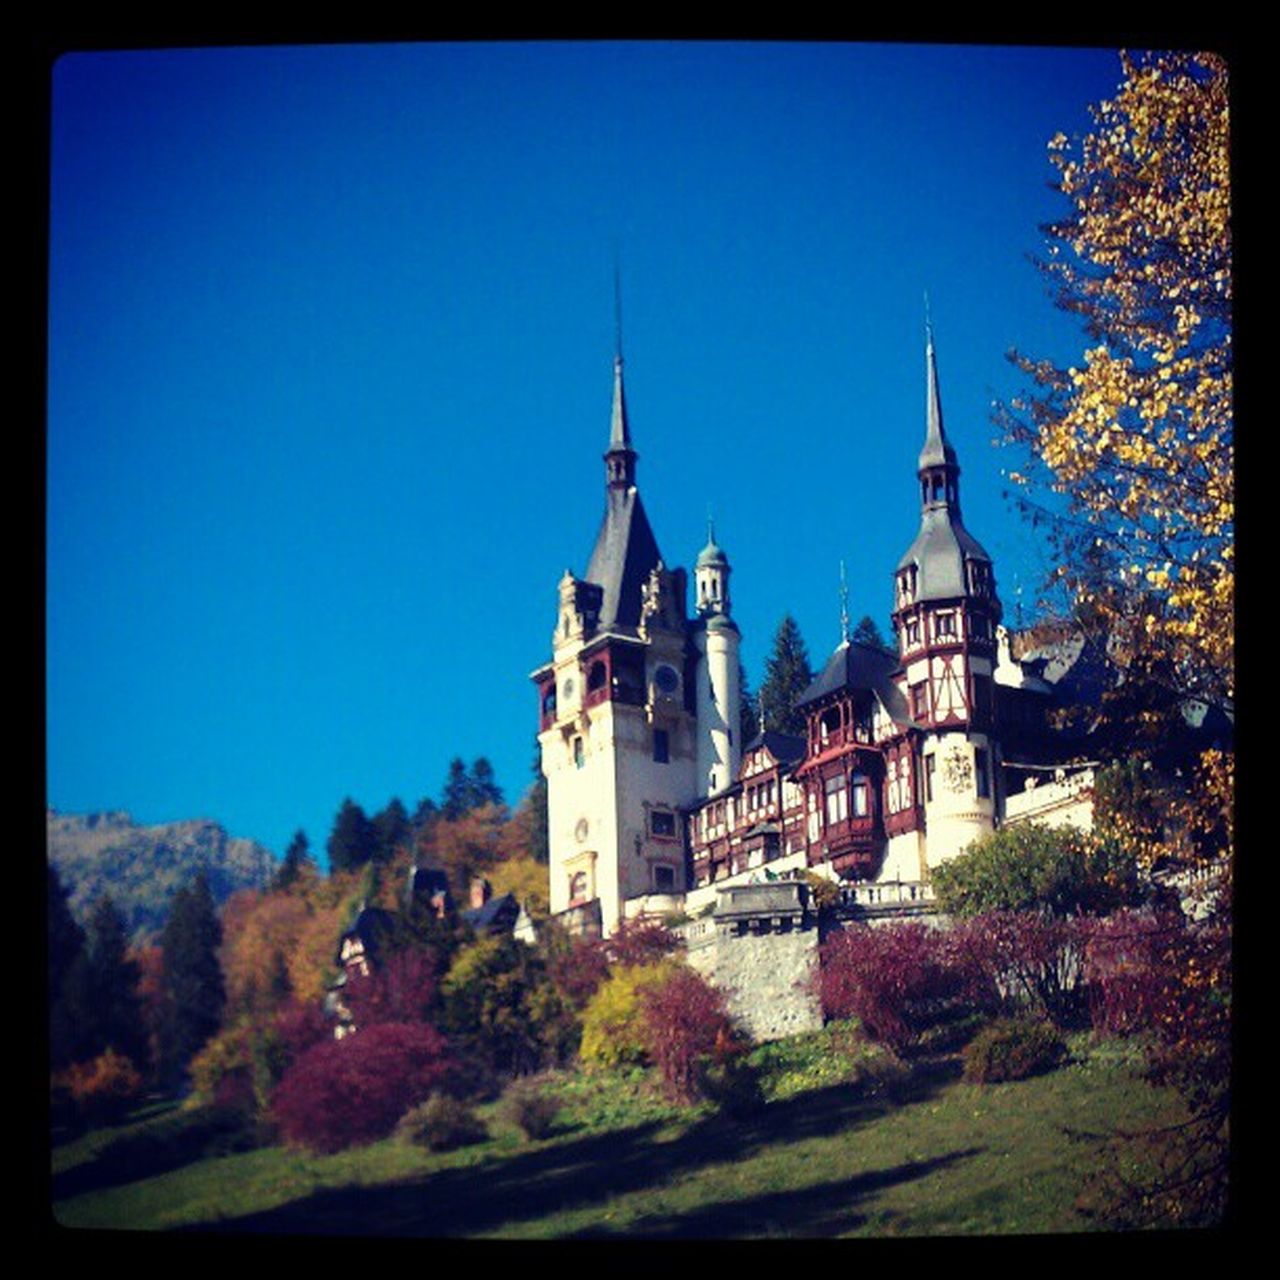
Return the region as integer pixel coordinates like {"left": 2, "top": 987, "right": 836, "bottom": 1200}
{"left": 839, "top": 559, "right": 850, "bottom": 646}
{"left": 613, "top": 245, "right": 624, "bottom": 366}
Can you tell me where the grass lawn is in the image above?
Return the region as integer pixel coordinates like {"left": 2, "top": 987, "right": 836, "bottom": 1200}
{"left": 51, "top": 1029, "right": 1189, "bottom": 1238}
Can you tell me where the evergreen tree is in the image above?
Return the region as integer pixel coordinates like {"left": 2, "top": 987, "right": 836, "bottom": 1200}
{"left": 441, "top": 758, "right": 472, "bottom": 821}
{"left": 327, "top": 798, "right": 376, "bottom": 873}
{"left": 274, "top": 829, "right": 314, "bottom": 891}
{"left": 157, "top": 872, "right": 225, "bottom": 1085}
{"left": 525, "top": 747, "right": 550, "bottom": 866}
{"left": 412, "top": 796, "right": 439, "bottom": 829}
{"left": 84, "top": 895, "right": 149, "bottom": 1069}
{"left": 469, "top": 758, "right": 504, "bottom": 808}
{"left": 48, "top": 865, "right": 86, "bottom": 1069}
{"left": 758, "top": 615, "right": 813, "bottom": 737}
{"left": 739, "top": 661, "right": 761, "bottom": 745}
{"left": 372, "top": 798, "right": 412, "bottom": 864}
{"left": 852, "top": 614, "right": 892, "bottom": 654}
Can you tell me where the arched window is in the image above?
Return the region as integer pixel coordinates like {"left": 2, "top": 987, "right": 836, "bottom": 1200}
{"left": 569, "top": 872, "right": 588, "bottom": 904}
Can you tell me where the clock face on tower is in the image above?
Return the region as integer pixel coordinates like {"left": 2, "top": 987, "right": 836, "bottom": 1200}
{"left": 655, "top": 665, "right": 679, "bottom": 694}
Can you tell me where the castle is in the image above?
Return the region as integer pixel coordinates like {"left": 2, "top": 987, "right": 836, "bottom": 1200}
{"left": 532, "top": 327, "right": 1092, "bottom": 938}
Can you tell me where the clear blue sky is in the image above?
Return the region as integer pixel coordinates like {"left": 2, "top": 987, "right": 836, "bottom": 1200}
{"left": 47, "top": 40, "right": 1126, "bottom": 866}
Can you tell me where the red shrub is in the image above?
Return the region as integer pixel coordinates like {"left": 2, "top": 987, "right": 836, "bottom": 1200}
{"left": 271, "top": 1021, "right": 454, "bottom": 1153}
{"left": 606, "top": 919, "right": 680, "bottom": 970}
{"left": 546, "top": 935, "right": 611, "bottom": 1010}
{"left": 342, "top": 948, "right": 439, "bottom": 1028}
{"left": 637, "top": 966, "right": 734, "bottom": 1103}
{"left": 1085, "top": 909, "right": 1182, "bottom": 1036}
{"left": 818, "top": 922, "right": 967, "bottom": 1052}
{"left": 954, "top": 911, "right": 1093, "bottom": 1026}
{"left": 271, "top": 999, "right": 334, "bottom": 1061}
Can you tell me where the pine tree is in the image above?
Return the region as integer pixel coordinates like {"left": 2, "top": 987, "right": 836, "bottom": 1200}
{"left": 441, "top": 758, "right": 472, "bottom": 821}
{"left": 274, "top": 829, "right": 314, "bottom": 891}
{"left": 852, "top": 614, "right": 892, "bottom": 654}
{"left": 469, "top": 758, "right": 504, "bottom": 808}
{"left": 84, "top": 895, "right": 149, "bottom": 1069}
{"left": 327, "top": 798, "right": 376, "bottom": 873}
{"left": 372, "top": 798, "right": 412, "bottom": 864}
{"left": 758, "top": 615, "right": 813, "bottom": 737}
{"left": 48, "top": 865, "right": 87, "bottom": 1069}
{"left": 157, "top": 872, "right": 225, "bottom": 1085}
{"left": 525, "top": 747, "right": 550, "bottom": 866}
{"left": 739, "top": 661, "right": 761, "bottom": 745}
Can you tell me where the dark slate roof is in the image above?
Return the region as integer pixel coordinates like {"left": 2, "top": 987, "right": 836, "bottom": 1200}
{"left": 743, "top": 730, "right": 807, "bottom": 767}
{"left": 461, "top": 892, "right": 521, "bottom": 934}
{"left": 407, "top": 865, "right": 451, "bottom": 908}
{"left": 895, "top": 506, "right": 993, "bottom": 601}
{"left": 335, "top": 905, "right": 397, "bottom": 967}
{"left": 797, "top": 640, "right": 915, "bottom": 727}
{"left": 584, "top": 486, "right": 664, "bottom": 629}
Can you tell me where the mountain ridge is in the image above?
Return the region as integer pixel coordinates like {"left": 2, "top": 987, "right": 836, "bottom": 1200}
{"left": 47, "top": 808, "right": 276, "bottom": 942}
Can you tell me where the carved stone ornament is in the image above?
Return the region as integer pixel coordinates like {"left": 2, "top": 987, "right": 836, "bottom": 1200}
{"left": 941, "top": 744, "right": 973, "bottom": 795}
{"left": 575, "top": 818, "right": 589, "bottom": 844}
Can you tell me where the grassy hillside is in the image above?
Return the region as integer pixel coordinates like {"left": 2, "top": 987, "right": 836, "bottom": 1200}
{"left": 51, "top": 1032, "right": 1190, "bottom": 1237}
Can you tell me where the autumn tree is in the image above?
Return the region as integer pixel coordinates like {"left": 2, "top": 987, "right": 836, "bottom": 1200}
{"left": 1001, "top": 51, "right": 1231, "bottom": 726}
{"left": 1002, "top": 50, "right": 1231, "bottom": 1227}
{"left": 757, "top": 615, "right": 814, "bottom": 737}
{"left": 48, "top": 865, "right": 86, "bottom": 1069}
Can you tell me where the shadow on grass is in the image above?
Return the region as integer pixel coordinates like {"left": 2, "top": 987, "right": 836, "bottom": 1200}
{"left": 564, "top": 1150, "right": 983, "bottom": 1239}
{"left": 179, "top": 1073, "right": 961, "bottom": 1238}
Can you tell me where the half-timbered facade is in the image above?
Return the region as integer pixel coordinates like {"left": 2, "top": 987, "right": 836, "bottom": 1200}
{"left": 537, "top": 322, "right": 1084, "bottom": 936}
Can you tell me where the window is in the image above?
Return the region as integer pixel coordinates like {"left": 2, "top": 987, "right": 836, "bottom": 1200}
{"left": 573, "top": 737, "right": 584, "bottom": 769}
{"left": 907, "top": 619, "right": 920, "bottom": 646}
{"left": 936, "top": 612, "right": 956, "bottom": 638}
{"left": 652, "top": 728, "right": 669, "bottom": 763}
{"left": 587, "top": 660, "right": 607, "bottom": 692}
{"left": 541, "top": 687, "right": 556, "bottom": 717}
{"left": 910, "top": 683, "right": 928, "bottom": 719}
{"left": 569, "top": 871, "right": 588, "bottom": 904}
{"left": 975, "top": 748, "right": 990, "bottom": 798}
{"left": 851, "top": 772, "right": 869, "bottom": 817}
{"left": 925, "top": 754, "right": 936, "bottom": 803}
{"left": 654, "top": 865, "right": 676, "bottom": 892}
{"left": 650, "top": 810, "right": 676, "bottom": 838}
{"left": 824, "top": 773, "right": 848, "bottom": 825}
{"left": 820, "top": 708, "right": 841, "bottom": 744}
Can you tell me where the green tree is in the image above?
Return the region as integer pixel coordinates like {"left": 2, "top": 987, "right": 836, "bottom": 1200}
{"left": 440, "top": 935, "right": 572, "bottom": 1075}
{"left": 739, "top": 661, "right": 760, "bottom": 745}
{"left": 440, "top": 758, "right": 472, "bottom": 821}
{"left": 852, "top": 614, "right": 891, "bottom": 654}
{"left": 326, "top": 798, "right": 376, "bottom": 873}
{"left": 372, "top": 798, "right": 412, "bottom": 864}
{"left": 48, "top": 865, "right": 87, "bottom": 1069}
{"left": 274, "top": 829, "right": 314, "bottom": 892}
{"left": 757, "top": 615, "right": 813, "bottom": 737}
{"left": 157, "top": 872, "right": 226, "bottom": 1085}
{"left": 83, "top": 895, "right": 149, "bottom": 1069}
{"left": 524, "top": 747, "right": 550, "bottom": 866}
{"left": 932, "top": 823, "right": 1141, "bottom": 919}
{"left": 469, "top": 758, "right": 504, "bottom": 808}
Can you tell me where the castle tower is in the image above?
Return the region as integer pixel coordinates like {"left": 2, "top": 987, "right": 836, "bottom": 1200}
{"left": 532, "top": 353, "right": 698, "bottom": 936}
{"left": 887, "top": 322, "right": 1003, "bottom": 871}
{"left": 692, "top": 521, "right": 741, "bottom": 797}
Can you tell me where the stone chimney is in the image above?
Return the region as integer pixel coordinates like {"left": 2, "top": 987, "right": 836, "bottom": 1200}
{"left": 470, "top": 877, "right": 492, "bottom": 911}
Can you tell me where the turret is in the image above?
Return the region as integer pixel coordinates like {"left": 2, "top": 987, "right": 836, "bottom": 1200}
{"left": 693, "top": 521, "right": 741, "bottom": 797}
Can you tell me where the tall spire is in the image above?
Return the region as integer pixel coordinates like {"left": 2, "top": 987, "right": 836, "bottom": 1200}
{"left": 919, "top": 308, "right": 957, "bottom": 474}
{"left": 839, "top": 560, "right": 850, "bottom": 646}
{"left": 605, "top": 260, "right": 636, "bottom": 486}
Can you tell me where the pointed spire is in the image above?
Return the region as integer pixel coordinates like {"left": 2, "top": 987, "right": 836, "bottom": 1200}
{"left": 604, "top": 261, "right": 637, "bottom": 488}
{"left": 609, "top": 353, "right": 631, "bottom": 451}
{"left": 918, "top": 308, "right": 958, "bottom": 475}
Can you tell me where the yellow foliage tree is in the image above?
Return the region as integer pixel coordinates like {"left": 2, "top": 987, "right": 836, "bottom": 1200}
{"left": 1003, "top": 50, "right": 1232, "bottom": 1228}
{"left": 1002, "top": 51, "right": 1232, "bottom": 719}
